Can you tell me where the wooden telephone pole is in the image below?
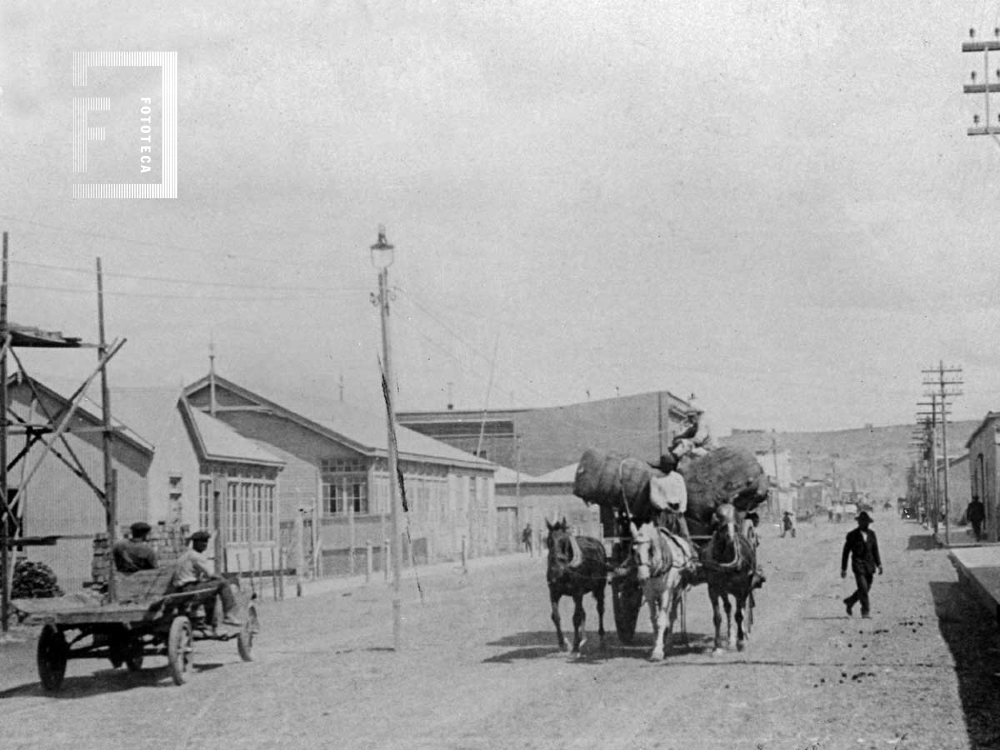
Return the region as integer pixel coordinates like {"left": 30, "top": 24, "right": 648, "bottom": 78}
{"left": 921, "top": 364, "right": 963, "bottom": 546}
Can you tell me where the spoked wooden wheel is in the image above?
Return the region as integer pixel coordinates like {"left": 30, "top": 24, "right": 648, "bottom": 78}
{"left": 167, "top": 616, "right": 193, "bottom": 685}
{"left": 611, "top": 577, "right": 643, "bottom": 645}
{"left": 37, "top": 624, "right": 68, "bottom": 691}
{"left": 237, "top": 604, "right": 258, "bottom": 662}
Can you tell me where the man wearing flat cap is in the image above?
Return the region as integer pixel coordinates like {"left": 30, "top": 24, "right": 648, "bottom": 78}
{"left": 172, "top": 530, "right": 242, "bottom": 626}
{"left": 841, "top": 510, "right": 883, "bottom": 619}
{"left": 112, "top": 521, "right": 158, "bottom": 574}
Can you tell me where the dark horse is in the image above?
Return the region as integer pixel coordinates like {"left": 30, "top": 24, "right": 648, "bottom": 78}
{"left": 701, "top": 503, "right": 756, "bottom": 654}
{"left": 546, "top": 519, "right": 607, "bottom": 654}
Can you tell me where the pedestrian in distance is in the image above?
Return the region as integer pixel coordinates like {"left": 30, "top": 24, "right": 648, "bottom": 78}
{"left": 841, "top": 511, "right": 882, "bottom": 619}
{"left": 521, "top": 523, "right": 533, "bottom": 554}
{"left": 967, "top": 497, "right": 986, "bottom": 543}
{"left": 781, "top": 511, "right": 796, "bottom": 538}
{"left": 112, "top": 521, "right": 158, "bottom": 574}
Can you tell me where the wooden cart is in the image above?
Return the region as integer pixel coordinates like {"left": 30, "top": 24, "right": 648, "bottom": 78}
{"left": 14, "top": 569, "right": 258, "bottom": 691}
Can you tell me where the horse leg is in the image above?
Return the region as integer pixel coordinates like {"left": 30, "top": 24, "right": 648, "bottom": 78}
{"left": 644, "top": 580, "right": 666, "bottom": 661}
{"left": 735, "top": 594, "right": 747, "bottom": 652}
{"left": 594, "top": 584, "right": 606, "bottom": 647}
{"left": 724, "top": 596, "right": 736, "bottom": 650}
{"left": 550, "top": 590, "right": 568, "bottom": 652}
{"left": 662, "top": 572, "right": 684, "bottom": 658}
{"left": 572, "top": 593, "right": 587, "bottom": 653}
{"left": 709, "top": 586, "right": 725, "bottom": 656}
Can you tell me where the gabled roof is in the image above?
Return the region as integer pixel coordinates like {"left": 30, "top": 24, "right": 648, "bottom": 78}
{"left": 12, "top": 375, "right": 282, "bottom": 467}
{"left": 180, "top": 400, "right": 283, "bottom": 467}
{"left": 184, "top": 374, "right": 495, "bottom": 472}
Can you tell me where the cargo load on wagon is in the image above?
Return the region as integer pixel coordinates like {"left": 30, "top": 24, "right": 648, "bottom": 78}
{"left": 572, "top": 446, "right": 768, "bottom": 533}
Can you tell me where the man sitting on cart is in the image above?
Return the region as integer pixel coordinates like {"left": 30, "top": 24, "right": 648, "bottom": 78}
{"left": 172, "top": 530, "right": 243, "bottom": 627}
{"left": 112, "top": 521, "right": 158, "bottom": 574}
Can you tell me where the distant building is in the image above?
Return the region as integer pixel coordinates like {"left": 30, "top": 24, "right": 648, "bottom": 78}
{"left": 494, "top": 464, "right": 600, "bottom": 552}
{"left": 398, "top": 390, "right": 692, "bottom": 477}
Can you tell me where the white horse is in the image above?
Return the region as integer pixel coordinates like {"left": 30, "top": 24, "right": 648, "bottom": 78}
{"left": 630, "top": 521, "right": 697, "bottom": 661}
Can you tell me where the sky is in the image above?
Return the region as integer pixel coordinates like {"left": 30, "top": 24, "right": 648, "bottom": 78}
{"left": 2, "top": 0, "right": 1000, "bottom": 436}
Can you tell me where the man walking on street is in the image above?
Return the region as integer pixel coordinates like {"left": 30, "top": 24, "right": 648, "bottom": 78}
{"left": 967, "top": 497, "right": 986, "bottom": 542}
{"left": 841, "top": 511, "right": 882, "bottom": 619}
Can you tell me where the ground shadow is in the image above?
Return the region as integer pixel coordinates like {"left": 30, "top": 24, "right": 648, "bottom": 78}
{"left": 906, "top": 535, "right": 938, "bottom": 551}
{"left": 929, "top": 580, "right": 1000, "bottom": 748}
{"left": 483, "top": 629, "right": 717, "bottom": 664}
{"left": 0, "top": 661, "right": 228, "bottom": 699}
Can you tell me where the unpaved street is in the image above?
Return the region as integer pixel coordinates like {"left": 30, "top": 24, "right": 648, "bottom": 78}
{"left": 2, "top": 511, "right": 999, "bottom": 750}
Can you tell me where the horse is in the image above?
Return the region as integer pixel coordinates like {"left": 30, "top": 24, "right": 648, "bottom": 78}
{"left": 700, "top": 503, "right": 757, "bottom": 654}
{"left": 629, "top": 520, "right": 697, "bottom": 661}
{"left": 545, "top": 519, "right": 607, "bottom": 654}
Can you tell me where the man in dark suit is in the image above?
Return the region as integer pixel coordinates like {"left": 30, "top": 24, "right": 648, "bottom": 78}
{"left": 841, "top": 511, "right": 882, "bottom": 619}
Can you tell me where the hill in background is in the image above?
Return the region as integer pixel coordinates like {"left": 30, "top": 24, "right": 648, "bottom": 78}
{"left": 721, "top": 420, "right": 981, "bottom": 502}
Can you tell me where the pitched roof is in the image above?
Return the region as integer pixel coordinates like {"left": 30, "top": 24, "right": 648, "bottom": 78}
{"left": 16, "top": 376, "right": 282, "bottom": 466}
{"left": 181, "top": 400, "right": 283, "bottom": 466}
{"left": 185, "top": 374, "right": 495, "bottom": 472}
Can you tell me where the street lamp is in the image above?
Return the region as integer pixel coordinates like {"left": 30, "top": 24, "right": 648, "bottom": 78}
{"left": 370, "top": 225, "right": 403, "bottom": 650}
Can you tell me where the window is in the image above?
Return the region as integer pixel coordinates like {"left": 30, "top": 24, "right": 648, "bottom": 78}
{"left": 198, "top": 479, "right": 213, "bottom": 531}
{"left": 217, "top": 470, "right": 276, "bottom": 543}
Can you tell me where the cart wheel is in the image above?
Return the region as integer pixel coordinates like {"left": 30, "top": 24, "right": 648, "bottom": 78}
{"left": 237, "top": 604, "right": 258, "bottom": 662}
{"left": 611, "top": 577, "right": 643, "bottom": 645}
{"left": 37, "top": 624, "right": 68, "bottom": 691}
{"left": 167, "top": 616, "right": 193, "bottom": 685}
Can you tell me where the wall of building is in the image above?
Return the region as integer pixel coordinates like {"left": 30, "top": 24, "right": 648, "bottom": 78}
{"left": 967, "top": 423, "right": 998, "bottom": 543}
{"left": 10, "top": 384, "right": 153, "bottom": 593}
{"left": 514, "top": 392, "right": 688, "bottom": 476}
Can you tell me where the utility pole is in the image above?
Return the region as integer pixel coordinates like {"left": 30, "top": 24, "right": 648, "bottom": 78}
{"left": 963, "top": 28, "right": 1000, "bottom": 147}
{"left": 370, "top": 226, "right": 403, "bottom": 651}
{"left": 916, "top": 394, "right": 939, "bottom": 536}
{"left": 922, "top": 363, "right": 963, "bottom": 546}
{"left": 97, "top": 259, "right": 118, "bottom": 603}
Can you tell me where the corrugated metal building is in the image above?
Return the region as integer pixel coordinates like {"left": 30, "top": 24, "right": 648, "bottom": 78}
{"left": 183, "top": 374, "right": 498, "bottom": 574}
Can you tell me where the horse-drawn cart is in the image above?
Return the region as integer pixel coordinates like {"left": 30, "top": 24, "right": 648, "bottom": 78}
{"left": 575, "top": 446, "right": 768, "bottom": 644}
{"left": 14, "top": 568, "right": 258, "bottom": 690}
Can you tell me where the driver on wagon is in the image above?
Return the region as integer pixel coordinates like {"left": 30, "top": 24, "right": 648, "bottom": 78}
{"left": 171, "top": 530, "right": 243, "bottom": 627}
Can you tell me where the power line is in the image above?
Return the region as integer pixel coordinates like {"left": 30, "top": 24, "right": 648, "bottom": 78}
{"left": 8, "top": 258, "right": 367, "bottom": 295}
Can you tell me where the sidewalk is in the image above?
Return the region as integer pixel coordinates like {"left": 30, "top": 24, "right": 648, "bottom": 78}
{"left": 262, "top": 549, "right": 542, "bottom": 600}
{"left": 947, "top": 544, "right": 1000, "bottom": 624}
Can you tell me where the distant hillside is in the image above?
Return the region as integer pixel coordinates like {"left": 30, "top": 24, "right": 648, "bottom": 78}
{"left": 720, "top": 421, "right": 981, "bottom": 502}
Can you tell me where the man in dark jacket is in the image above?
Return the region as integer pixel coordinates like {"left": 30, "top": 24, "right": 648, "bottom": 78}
{"left": 841, "top": 511, "right": 882, "bottom": 619}
{"left": 967, "top": 498, "right": 986, "bottom": 542}
{"left": 112, "top": 522, "right": 158, "bottom": 574}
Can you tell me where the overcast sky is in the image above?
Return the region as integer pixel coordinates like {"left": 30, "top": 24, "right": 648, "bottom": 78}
{"left": 2, "top": 1, "right": 999, "bottom": 435}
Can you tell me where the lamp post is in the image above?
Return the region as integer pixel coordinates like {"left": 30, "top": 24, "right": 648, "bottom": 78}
{"left": 371, "top": 226, "right": 403, "bottom": 650}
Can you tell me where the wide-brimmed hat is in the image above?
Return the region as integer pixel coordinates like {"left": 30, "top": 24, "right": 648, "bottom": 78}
{"left": 130, "top": 521, "right": 151, "bottom": 536}
{"left": 856, "top": 511, "right": 873, "bottom": 523}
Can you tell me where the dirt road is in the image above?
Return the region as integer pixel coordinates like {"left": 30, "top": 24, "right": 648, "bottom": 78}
{"left": 2, "top": 510, "right": 999, "bottom": 750}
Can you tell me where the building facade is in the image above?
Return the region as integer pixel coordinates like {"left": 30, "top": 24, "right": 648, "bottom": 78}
{"left": 184, "top": 375, "right": 498, "bottom": 574}
{"left": 965, "top": 414, "right": 1000, "bottom": 543}
{"left": 11, "top": 377, "right": 283, "bottom": 592}
{"left": 399, "top": 390, "right": 692, "bottom": 476}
